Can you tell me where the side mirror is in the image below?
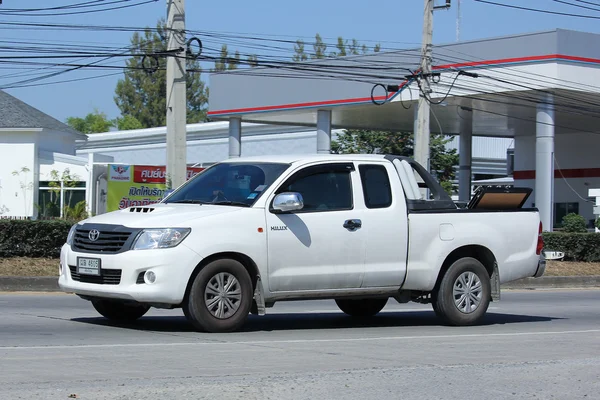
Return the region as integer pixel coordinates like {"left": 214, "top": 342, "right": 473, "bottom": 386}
{"left": 273, "top": 192, "right": 304, "bottom": 213}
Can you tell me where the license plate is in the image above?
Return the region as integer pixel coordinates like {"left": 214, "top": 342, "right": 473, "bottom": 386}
{"left": 77, "top": 257, "right": 101, "bottom": 276}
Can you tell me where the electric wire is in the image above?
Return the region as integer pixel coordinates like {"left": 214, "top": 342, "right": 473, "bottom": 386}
{"left": 0, "top": 0, "right": 159, "bottom": 17}
{"left": 473, "top": 0, "right": 600, "bottom": 19}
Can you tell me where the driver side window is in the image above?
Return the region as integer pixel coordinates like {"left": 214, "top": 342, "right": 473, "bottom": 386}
{"left": 276, "top": 164, "right": 354, "bottom": 212}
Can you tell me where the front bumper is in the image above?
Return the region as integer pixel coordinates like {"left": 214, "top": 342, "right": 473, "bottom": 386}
{"left": 58, "top": 243, "right": 203, "bottom": 305}
{"left": 533, "top": 254, "right": 546, "bottom": 278}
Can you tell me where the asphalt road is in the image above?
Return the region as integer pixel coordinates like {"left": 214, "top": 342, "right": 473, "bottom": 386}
{"left": 1, "top": 290, "right": 599, "bottom": 400}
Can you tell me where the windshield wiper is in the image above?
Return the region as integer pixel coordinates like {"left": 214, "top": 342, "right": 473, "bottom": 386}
{"left": 211, "top": 201, "right": 251, "bottom": 207}
{"left": 168, "top": 199, "right": 206, "bottom": 204}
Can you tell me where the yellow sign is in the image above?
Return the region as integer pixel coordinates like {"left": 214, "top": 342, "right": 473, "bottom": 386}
{"left": 106, "top": 164, "right": 204, "bottom": 212}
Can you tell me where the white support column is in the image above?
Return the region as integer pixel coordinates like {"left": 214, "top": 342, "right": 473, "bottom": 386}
{"left": 316, "top": 110, "right": 332, "bottom": 154}
{"left": 458, "top": 109, "right": 473, "bottom": 202}
{"left": 228, "top": 117, "right": 241, "bottom": 158}
{"left": 535, "top": 93, "right": 555, "bottom": 232}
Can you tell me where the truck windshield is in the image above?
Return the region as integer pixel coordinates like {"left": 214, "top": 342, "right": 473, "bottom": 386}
{"left": 164, "top": 162, "right": 290, "bottom": 207}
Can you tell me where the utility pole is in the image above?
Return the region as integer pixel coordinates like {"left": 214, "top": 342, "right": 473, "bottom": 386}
{"left": 166, "top": 0, "right": 187, "bottom": 189}
{"left": 414, "top": 0, "right": 450, "bottom": 174}
{"left": 414, "top": 0, "right": 434, "bottom": 173}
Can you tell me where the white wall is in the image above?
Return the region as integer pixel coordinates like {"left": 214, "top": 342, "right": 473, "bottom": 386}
{"left": 38, "top": 130, "right": 81, "bottom": 155}
{"left": 515, "top": 132, "right": 600, "bottom": 171}
{"left": 78, "top": 131, "right": 319, "bottom": 165}
{"left": 40, "top": 157, "right": 88, "bottom": 181}
{"left": 0, "top": 131, "right": 38, "bottom": 218}
{"left": 515, "top": 132, "right": 600, "bottom": 226}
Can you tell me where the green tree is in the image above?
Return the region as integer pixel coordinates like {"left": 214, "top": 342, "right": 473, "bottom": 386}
{"left": 247, "top": 54, "right": 259, "bottom": 68}
{"left": 293, "top": 39, "right": 308, "bottom": 62}
{"left": 331, "top": 130, "right": 458, "bottom": 185}
{"left": 294, "top": 34, "right": 382, "bottom": 61}
{"left": 114, "top": 115, "right": 143, "bottom": 131}
{"left": 66, "top": 110, "right": 114, "bottom": 133}
{"left": 214, "top": 45, "right": 241, "bottom": 71}
{"left": 114, "top": 18, "right": 209, "bottom": 128}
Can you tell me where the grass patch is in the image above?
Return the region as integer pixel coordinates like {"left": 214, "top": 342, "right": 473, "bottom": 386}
{"left": 1, "top": 258, "right": 600, "bottom": 277}
{"left": 545, "top": 260, "right": 600, "bottom": 276}
{"left": 0, "top": 257, "right": 58, "bottom": 277}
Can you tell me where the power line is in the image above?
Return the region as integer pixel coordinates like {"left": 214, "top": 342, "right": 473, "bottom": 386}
{"left": 474, "top": 0, "right": 600, "bottom": 19}
{"left": 552, "top": 0, "right": 600, "bottom": 12}
{"left": 0, "top": 0, "right": 159, "bottom": 17}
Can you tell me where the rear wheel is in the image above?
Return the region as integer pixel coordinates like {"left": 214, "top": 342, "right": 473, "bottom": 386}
{"left": 433, "top": 257, "right": 491, "bottom": 326}
{"left": 185, "top": 259, "right": 253, "bottom": 333}
{"left": 335, "top": 298, "right": 388, "bottom": 317}
{"left": 91, "top": 299, "right": 150, "bottom": 322}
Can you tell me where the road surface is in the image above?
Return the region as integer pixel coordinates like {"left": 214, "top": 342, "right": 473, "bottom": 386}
{"left": 1, "top": 289, "right": 599, "bottom": 399}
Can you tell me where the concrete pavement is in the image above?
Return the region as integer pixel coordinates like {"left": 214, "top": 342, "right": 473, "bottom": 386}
{"left": 2, "top": 274, "right": 599, "bottom": 292}
{"left": 1, "top": 290, "right": 599, "bottom": 399}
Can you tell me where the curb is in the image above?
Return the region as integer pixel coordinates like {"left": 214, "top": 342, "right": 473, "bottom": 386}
{"left": 0, "top": 276, "right": 59, "bottom": 292}
{"left": 1, "top": 275, "right": 599, "bottom": 293}
{"left": 501, "top": 275, "right": 600, "bottom": 289}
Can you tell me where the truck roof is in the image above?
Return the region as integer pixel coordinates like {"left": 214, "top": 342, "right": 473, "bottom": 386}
{"left": 222, "top": 153, "right": 390, "bottom": 165}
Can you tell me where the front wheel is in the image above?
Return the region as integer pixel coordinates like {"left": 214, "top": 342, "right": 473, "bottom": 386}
{"left": 433, "top": 257, "right": 491, "bottom": 326}
{"left": 185, "top": 259, "right": 253, "bottom": 333}
{"left": 335, "top": 298, "right": 388, "bottom": 317}
{"left": 91, "top": 299, "right": 150, "bottom": 322}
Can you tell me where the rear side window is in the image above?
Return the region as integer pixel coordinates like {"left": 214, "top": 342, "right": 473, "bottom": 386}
{"left": 359, "top": 164, "right": 392, "bottom": 209}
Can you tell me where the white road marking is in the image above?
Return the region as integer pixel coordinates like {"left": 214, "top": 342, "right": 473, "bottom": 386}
{"left": 273, "top": 307, "right": 499, "bottom": 314}
{"left": 1, "top": 329, "right": 599, "bottom": 350}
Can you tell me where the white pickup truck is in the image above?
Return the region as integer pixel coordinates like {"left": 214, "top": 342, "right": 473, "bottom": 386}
{"left": 58, "top": 154, "right": 546, "bottom": 332}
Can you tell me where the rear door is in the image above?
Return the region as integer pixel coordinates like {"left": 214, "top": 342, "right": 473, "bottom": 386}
{"left": 265, "top": 162, "right": 366, "bottom": 292}
{"left": 356, "top": 162, "right": 408, "bottom": 287}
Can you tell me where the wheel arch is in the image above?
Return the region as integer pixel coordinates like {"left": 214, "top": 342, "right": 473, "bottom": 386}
{"left": 183, "top": 251, "right": 260, "bottom": 305}
{"left": 434, "top": 245, "right": 497, "bottom": 295}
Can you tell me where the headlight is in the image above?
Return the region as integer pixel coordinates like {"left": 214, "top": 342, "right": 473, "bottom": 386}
{"left": 66, "top": 224, "right": 78, "bottom": 245}
{"left": 132, "top": 228, "right": 191, "bottom": 250}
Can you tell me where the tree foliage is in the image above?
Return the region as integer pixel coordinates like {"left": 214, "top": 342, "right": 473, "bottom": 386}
{"left": 114, "top": 18, "right": 208, "bottom": 128}
{"left": 331, "top": 130, "right": 458, "bottom": 184}
{"left": 66, "top": 110, "right": 114, "bottom": 133}
{"left": 66, "top": 110, "right": 144, "bottom": 133}
{"left": 293, "top": 33, "right": 381, "bottom": 61}
{"left": 214, "top": 44, "right": 241, "bottom": 71}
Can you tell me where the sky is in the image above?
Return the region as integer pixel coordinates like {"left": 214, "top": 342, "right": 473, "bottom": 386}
{"left": 3, "top": 0, "right": 600, "bottom": 125}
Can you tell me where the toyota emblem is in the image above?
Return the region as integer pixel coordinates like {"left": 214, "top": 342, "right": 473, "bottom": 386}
{"left": 88, "top": 229, "right": 100, "bottom": 242}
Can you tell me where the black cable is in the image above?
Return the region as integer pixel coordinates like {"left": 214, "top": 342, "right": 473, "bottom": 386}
{"left": 573, "top": 0, "right": 600, "bottom": 6}
{"left": 473, "top": 0, "right": 600, "bottom": 19}
{"left": 0, "top": 0, "right": 127, "bottom": 13}
{"left": 370, "top": 84, "right": 388, "bottom": 106}
{"left": 552, "top": 0, "right": 600, "bottom": 12}
{"left": 0, "top": 0, "right": 159, "bottom": 17}
{"left": 0, "top": 72, "right": 123, "bottom": 90}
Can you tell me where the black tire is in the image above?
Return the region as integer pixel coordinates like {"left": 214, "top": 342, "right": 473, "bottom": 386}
{"left": 433, "top": 257, "right": 491, "bottom": 326}
{"left": 91, "top": 299, "right": 150, "bottom": 322}
{"left": 335, "top": 298, "right": 388, "bottom": 317}
{"left": 185, "top": 258, "right": 253, "bottom": 333}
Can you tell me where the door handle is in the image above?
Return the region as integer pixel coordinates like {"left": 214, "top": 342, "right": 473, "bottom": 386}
{"left": 343, "top": 219, "right": 362, "bottom": 230}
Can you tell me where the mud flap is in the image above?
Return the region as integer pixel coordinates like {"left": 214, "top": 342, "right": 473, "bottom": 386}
{"left": 252, "top": 275, "right": 266, "bottom": 316}
{"left": 491, "top": 263, "right": 501, "bottom": 301}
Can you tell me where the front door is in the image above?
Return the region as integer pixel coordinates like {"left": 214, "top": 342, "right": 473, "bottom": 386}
{"left": 265, "top": 163, "right": 366, "bottom": 292}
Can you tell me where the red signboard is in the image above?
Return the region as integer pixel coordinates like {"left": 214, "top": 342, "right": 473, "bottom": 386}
{"left": 133, "top": 165, "right": 205, "bottom": 183}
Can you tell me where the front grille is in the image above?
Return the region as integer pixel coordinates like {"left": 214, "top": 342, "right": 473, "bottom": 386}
{"left": 69, "top": 265, "right": 121, "bottom": 285}
{"left": 72, "top": 225, "right": 136, "bottom": 254}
